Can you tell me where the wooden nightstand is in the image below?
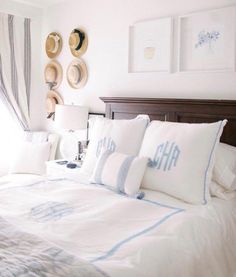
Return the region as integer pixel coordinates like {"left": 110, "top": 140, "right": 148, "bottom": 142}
{"left": 46, "top": 159, "right": 82, "bottom": 178}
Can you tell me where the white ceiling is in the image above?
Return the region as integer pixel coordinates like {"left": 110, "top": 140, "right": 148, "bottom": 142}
{"left": 12, "top": 0, "right": 66, "bottom": 9}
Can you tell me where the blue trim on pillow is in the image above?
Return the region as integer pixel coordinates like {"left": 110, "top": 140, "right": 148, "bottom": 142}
{"left": 203, "top": 120, "right": 224, "bottom": 204}
{"left": 116, "top": 156, "right": 135, "bottom": 193}
{"left": 93, "top": 150, "right": 112, "bottom": 184}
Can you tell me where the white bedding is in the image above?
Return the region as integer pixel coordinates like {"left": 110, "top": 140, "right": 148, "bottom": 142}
{"left": 0, "top": 174, "right": 235, "bottom": 277}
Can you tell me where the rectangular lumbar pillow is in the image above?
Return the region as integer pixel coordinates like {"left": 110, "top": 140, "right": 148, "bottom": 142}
{"left": 139, "top": 120, "right": 227, "bottom": 204}
{"left": 90, "top": 150, "right": 148, "bottom": 196}
{"left": 213, "top": 143, "right": 236, "bottom": 191}
{"left": 82, "top": 115, "right": 149, "bottom": 175}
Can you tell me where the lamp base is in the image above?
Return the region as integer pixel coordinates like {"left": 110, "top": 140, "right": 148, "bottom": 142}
{"left": 60, "top": 131, "right": 79, "bottom": 160}
{"left": 72, "top": 159, "right": 83, "bottom": 167}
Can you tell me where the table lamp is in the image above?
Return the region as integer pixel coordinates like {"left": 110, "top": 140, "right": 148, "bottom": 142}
{"left": 54, "top": 104, "right": 89, "bottom": 164}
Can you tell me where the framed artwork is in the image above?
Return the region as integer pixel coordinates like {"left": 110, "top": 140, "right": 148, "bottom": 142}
{"left": 178, "top": 6, "right": 236, "bottom": 72}
{"left": 129, "top": 17, "right": 173, "bottom": 73}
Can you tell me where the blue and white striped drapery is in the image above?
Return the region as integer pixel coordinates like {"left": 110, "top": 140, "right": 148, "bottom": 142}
{"left": 0, "top": 13, "right": 31, "bottom": 130}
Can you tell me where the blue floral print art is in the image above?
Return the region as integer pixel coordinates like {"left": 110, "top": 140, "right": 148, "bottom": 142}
{"left": 195, "top": 30, "right": 220, "bottom": 49}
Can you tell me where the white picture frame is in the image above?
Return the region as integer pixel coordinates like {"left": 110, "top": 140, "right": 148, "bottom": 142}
{"left": 178, "top": 6, "right": 236, "bottom": 73}
{"left": 129, "top": 17, "right": 173, "bottom": 73}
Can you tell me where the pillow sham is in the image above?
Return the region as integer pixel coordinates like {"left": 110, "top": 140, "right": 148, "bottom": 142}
{"left": 82, "top": 115, "right": 149, "bottom": 175}
{"left": 139, "top": 120, "right": 227, "bottom": 204}
{"left": 213, "top": 143, "right": 236, "bottom": 191}
{"left": 90, "top": 150, "right": 148, "bottom": 196}
{"left": 10, "top": 142, "right": 51, "bottom": 175}
{"left": 210, "top": 181, "right": 236, "bottom": 200}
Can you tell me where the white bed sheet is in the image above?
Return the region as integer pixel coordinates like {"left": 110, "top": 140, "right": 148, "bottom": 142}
{"left": 0, "top": 173, "right": 235, "bottom": 277}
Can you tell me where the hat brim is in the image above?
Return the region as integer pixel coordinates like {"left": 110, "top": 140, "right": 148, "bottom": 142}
{"left": 46, "top": 90, "right": 64, "bottom": 114}
{"left": 44, "top": 60, "right": 63, "bottom": 89}
{"left": 69, "top": 29, "right": 88, "bottom": 58}
{"left": 66, "top": 59, "right": 88, "bottom": 89}
{"left": 46, "top": 32, "right": 62, "bottom": 59}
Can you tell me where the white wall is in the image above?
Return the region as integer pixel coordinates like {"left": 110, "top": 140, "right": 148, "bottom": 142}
{"left": 1, "top": 0, "right": 236, "bottom": 132}
{"left": 42, "top": 0, "right": 236, "bottom": 122}
{"left": 0, "top": 0, "right": 44, "bottom": 130}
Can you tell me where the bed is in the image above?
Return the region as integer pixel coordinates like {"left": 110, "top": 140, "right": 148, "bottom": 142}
{"left": 0, "top": 97, "right": 236, "bottom": 277}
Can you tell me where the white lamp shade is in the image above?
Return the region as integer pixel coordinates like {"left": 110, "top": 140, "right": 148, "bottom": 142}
{"left": 55, "top": 104, "right": 89, "bottom": 130}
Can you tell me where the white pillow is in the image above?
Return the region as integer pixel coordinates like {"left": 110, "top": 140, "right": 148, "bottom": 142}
{"left": 10, "top": 142, "right": 51, "bottom": 175}
{"left": 213, "top": 143, "right": 236, "bottom": 191}
{"left": 139, "top": 120, "right": 227, "bottom": 204}
{"left": 82, "top": 115, "right": 149, "bottom": 175}
{"left": 210, "top": 181, "right": 236, "bottom": 200}
{"left": 24, "top": 131, "right": 59, "bottom": 161}
{"left": 24, "top": 131, "right": 48, "bottom": 143}
{"left": 91, "top": 150, "right": 148, "bottom": 196}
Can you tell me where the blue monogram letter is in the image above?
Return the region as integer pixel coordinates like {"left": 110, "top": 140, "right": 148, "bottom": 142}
{"left": 149, "top": 141, "right": 180, "bottom": 171}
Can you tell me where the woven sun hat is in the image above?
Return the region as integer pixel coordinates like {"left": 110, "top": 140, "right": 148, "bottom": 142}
{"left": 45, "top": 32, "right": 62, "bottom": 58}
{"left": 67, "top": 59, "right": 88, "bottom": 89}
{"left": 44, "top": 60, "right": 63, "bottom": 89}
{"left": 69, "top": 28, "right": 88, "bottom": 57}
{"left": 46, "top": 90, "right": 64, "bottom": 117}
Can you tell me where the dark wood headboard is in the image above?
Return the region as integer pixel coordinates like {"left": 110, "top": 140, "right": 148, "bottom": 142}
{"left": 100, "top": 97, "right": 236, "bottom": 147}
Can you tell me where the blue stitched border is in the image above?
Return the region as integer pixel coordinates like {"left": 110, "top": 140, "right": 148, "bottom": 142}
{"left": 90, "top": 208, "right": 183, "bottom": 263}
{"left": 58, "top": 179, "right": 184, "bottom": 263}
{"left": 0, "top": 177, "right": 184, "bottom": 267}
{"left": 142, "top": 198, "right": 183, "bottom": 210}
{"left": 86, "top": 189, "right": 184, "bottom": 263}
{"left": 203, "top": 120, "right": 224, "bottom": 204}
{"left": 0, "top": 178, "right": 68, "bottom": 192}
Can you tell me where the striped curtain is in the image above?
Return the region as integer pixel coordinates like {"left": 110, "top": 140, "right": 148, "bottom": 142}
{"left": 0, "top": 13, "right": 31, "bottom": 130}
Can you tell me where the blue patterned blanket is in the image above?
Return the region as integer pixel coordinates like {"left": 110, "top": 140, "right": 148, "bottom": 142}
{"left": 0, "top": 216, "right": 107, "bottom": 277}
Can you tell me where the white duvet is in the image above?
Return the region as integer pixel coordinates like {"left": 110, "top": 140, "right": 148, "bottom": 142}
{"left": 0, "top": 174, "right": 235, "bottom": 277}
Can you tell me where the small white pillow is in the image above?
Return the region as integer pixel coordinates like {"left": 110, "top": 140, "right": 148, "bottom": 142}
{"left": 24, "top": 131, "right": 48, "bottom": 143}
{"left": 139, "top": 120, "right": 227, "bottom": 204}
{"left": 82, "top": 115, "right": 149, "bottom": 175}
{"left": 10, "top": 142, "right": 51, "bottom": 175}
{"left": 213, "top": 143, "right": 236, "bottom": 191}
{"left": 91, "top": 150, "right": 148, "bottom": 196}
{"left": 210, "top": 181, "right": 236, "bottom": 200}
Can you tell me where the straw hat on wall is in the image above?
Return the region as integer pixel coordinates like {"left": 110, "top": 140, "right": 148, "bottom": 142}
{"left": 69, "top": 28, "right": 88, "bottom": 57}
{"left": 44, "top": 60, "right": 63, "bottom": 89}
{"left": 45, "top": 32, "right": 62, "bottom": 59}
{"left": 46, "top": 90, "right": 64, "bottom": 118}
{"left": 66, "top": 59, "right": 88, "bottom": 89}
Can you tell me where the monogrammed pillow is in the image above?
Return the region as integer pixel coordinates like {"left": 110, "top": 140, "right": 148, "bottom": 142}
{"left": 139, "top": 120, "right": 227, "bottom": 204}
{"left": 81, "top": 115, "right": 149, "bottom": 175}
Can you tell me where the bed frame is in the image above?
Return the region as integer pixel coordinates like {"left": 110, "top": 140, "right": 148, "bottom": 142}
{"left": 100, "top": 97, "right": 236, "bottom": 147}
